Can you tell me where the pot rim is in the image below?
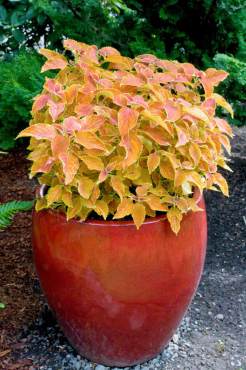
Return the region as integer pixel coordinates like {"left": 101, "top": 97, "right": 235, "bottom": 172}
{"left": 37, "top": 185, "right": 202, "bottom": 227}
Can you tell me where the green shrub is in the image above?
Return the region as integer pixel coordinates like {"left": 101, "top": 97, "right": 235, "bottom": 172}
{"left": 0, "top": 200, "right": 34, "bottom": 229}
{"left": 214, "top": 54, "right": 246, "bottom": 126}
{"left": 0, "top": 52, "right": 45, "bottom": 149}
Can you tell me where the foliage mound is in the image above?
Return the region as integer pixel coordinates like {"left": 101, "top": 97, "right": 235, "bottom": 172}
{"left": 17, "top": 40, "right": 233, "bottom": 232}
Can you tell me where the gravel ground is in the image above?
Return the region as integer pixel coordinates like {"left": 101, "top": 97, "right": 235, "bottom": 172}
{"left": 1, "top": 127, "right": 246, "bottom": 370}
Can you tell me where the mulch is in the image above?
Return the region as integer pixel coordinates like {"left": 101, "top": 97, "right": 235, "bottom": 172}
{"left": 0, "top": 149, "right": 44, "bottom": 369}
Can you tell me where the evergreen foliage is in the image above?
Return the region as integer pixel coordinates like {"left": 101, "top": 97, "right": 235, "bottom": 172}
{"left": 0, "top": 200, "right": 34, "bottom": 230}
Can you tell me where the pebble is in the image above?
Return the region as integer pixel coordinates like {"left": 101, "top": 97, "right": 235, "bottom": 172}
{"left": 95, "top": 365, "right": 107, "bottom": 370}
{"left": 216, "top": 314, "right": 224, "bottom": 320}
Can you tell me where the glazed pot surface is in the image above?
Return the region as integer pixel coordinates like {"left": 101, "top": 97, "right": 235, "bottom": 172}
{"left": 32, "top": 196, "right": 207, "bottom": 366}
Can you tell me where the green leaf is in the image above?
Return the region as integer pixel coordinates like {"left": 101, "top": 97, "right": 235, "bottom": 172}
{"left": 12, "top": 29, "right": 25, "bottom": 42}
{"left": 0, "top": 302, "right": 6, "bottom": 309}
{"left": 10, "top": 10, "right": 26, "bottom": 26}
{"left": 0, "top": 6, "right": 7, "bottom": 22}
{"left": 0, "top": 200, "right": 34, "bottom": 230}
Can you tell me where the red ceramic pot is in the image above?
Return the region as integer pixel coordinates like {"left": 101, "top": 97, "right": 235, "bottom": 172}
{"left": 32, "top": 189, "right": 207, "bottom": 367}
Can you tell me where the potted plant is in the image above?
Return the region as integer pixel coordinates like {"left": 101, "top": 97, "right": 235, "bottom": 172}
{"left": 2, "top": 39, "right": 233, "bottom": 366}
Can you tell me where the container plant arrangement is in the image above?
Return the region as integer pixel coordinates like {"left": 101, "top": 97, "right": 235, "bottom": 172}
{"left": 1, "top": 39, "right": 233, "bottom": 366}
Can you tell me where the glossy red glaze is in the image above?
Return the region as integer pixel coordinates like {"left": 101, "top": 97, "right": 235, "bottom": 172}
{"left": 32, "top": 194, "right": 207, "bottom": 367}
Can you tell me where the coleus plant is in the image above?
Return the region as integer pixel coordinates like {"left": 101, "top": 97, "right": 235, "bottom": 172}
{"left": 17, "top": 39, "right": 233, "bottom": 233}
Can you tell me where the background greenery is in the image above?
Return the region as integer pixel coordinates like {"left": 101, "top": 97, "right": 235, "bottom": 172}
{"left": 0, "top": 0, "right": 245, "bottom": 149}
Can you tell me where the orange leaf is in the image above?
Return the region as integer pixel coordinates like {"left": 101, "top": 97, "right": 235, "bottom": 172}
{"left": 189, "top": 142, "right": 201, "bottom": 166}
{"left": 120, "top": 75, "right": 143, "bottom": 87}
{"left": 51, "top": 135, "right": 70, "bottom": 158}
{"left": 80, "top": 115, "right": 105, "bottom": 132}
{"left": 164, "top": 100, "right": 182, "bottom": 121}
{"left": 167, "top": 207, "right": 182, "bottom": 234}
{"left": 75, "top": 131, "right": 107, "bottom": 151}
{"left": 159, "top": 159, "right": 175, "bottom": 180}
{"left": 32, "top": 94, "right": 50, "bottom": 112}
{"left": 60, "top": 152, "right": 79, "bottom": 185}
{"left": 121, "top": 133, "right": 143, "bottom": 167}
{"left": 118, "top": 107, "right": 139, "bottom": 137}
{"left": 147, "top": 152, "right": 160, "bottom": 173}
{"left": 80, "top": 155, "right": 104, "bottom": 171}
{"left": 17, "top": 124, "right": 57, "bottom": 140}
{"left": 63, "top": 116, "right": 82, "bottom": 133}
{"left": 48, "top": 101, "right": 65, "bottom": 122}
{"left": 75, "top": 104, "right": 93, "bottom": 117}
{"left": 214, "top": 118, "right": 233, "bottom": 137}
{"left": 98, "top": 46, "right": 121, "bottom": 57}
{"left": 39, "top": 48, "right": 67, "bottom": 72}
{"left": 205, "top": 68, "right": 228, "bottom": 85}
{"left": 141, "top": 127, "right": 170, "bottom": 146}
{"left": 132, "top": 203, "right": 146, "bottom": 229}
{"left": 175, "top": 126, "right": 189, "bottom": 147}
{"left": 113, "top": 198, "right": 134, "bottom": 219}
{"left": 145, "top": 194, "right": 168, "bottom": 212}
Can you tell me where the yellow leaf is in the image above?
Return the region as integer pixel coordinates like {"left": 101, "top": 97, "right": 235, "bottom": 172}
{"left": 94, "top": 200, "right": 109, "bottom": 220}
{"left": 90, "top": 186, "right": 100, "bottom": 204}
{"left": 212, "top": 173, "right": 229, "bottom": 196}
{"left": 67, "top": 196, "right": 83, "bottom": 220}
{"left": 218, "top": 134, "right": 231, "bottom": 154}
{"left": 189, "top": 142, "right": 201, "bottom": 166}
{"left": 212, "top": 93, "right": 234, "bottom": 117}
{"left": 132, "top": 203, "right": 146, "bottom": 229}
{"left": 113, "top": 198, "right": 134, "bottom": 219}
{"left": 167, "top": 207, "right": 183, "bottom": 234}
{"left": 77, "top": 176, "right": 95, "bottom": 199}
{"left": 124, "top": 164, "right": 141, "bottom": 180}
{"left": 46, "top": 185, "right": 63, "bottom": 206}
{"left": 62, "top": 188, "right": 73, "bottom": 207}
{"left": 35, "top": 198, "right": 47, "bottom": 212}
{"left": 147, "top": 153, "right": 160, "bottom": 174}
{"left": 110, "top": 176, "right": 126, "bottom": 200}
{"left": 104, "top": 54, "right": 133, "bottom": 70}
{"left": 80, "top": 155, "right": 104, "bottom": 171}
{"left": 183, "top": 106, "right": 209, "bottom": 123}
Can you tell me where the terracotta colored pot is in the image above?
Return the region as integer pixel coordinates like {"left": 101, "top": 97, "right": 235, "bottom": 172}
{"left": 32, "top": 189, "right": 207, "bottom": 367}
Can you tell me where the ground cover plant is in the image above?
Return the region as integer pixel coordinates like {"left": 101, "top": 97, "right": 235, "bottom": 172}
{"left": 15, "top": 39, "right": 233, "bottom": 233}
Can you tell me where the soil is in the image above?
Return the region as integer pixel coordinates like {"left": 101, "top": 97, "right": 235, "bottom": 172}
{"left": 0, "top": 128, "right": 245, "bottom": 370}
